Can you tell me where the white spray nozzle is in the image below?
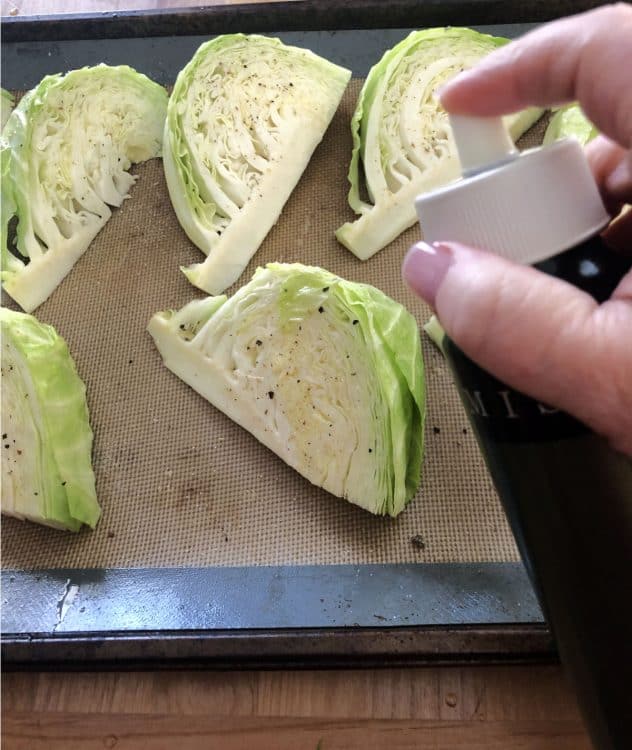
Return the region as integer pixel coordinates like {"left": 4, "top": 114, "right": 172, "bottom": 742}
{"left": 449, "top": 114, "right": 518, "bottom": 177}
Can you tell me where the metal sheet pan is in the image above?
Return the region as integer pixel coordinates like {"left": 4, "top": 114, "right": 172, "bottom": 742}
{"left": 1, "top": 0, "right": 605, "bottom": 43}
{"left": 1, "top": 0, "right": 594, "bottom": 668}
{"left": 4, "top": 564, "right": 551, "bottom": 669}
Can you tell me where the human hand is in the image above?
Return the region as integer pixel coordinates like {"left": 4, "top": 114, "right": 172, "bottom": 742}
{"left": 403, "top": 3, "right": 632, "bottom": 455}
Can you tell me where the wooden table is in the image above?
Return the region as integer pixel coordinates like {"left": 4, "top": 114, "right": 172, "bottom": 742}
{"left": 0, "top": 0, "right": 294, "bottom": 16}
{"left": 0, "top": 2, "right": 593, "bottom": 747}
{"left": 0, "top": 0, "right": 291, "bottom": 15}
{"left": 3, "top": 665, "right": 591, "bottom": 749}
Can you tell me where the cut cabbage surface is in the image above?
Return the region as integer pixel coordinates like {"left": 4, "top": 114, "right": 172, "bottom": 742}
{"left": 423, "top": 314, "right": 446, "bottom": 353}
{"left": 163, "top": 35, "right": 351, "bottom": 295}
{"left": 1, "top": 308, "right": 100, "bottom": 531}
{"left": 1, "top": 65, "right": 168, "bottom": 312}
{"left": 336, "top": 27, "right": 544, "bottom": 260}
{"left": 148, "top": 263, "right": 425, "bottom": 517}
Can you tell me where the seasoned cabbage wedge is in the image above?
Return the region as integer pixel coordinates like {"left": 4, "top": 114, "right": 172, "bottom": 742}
{"left": 1, "top": 308, "right": 100, "bottom": 531}
{"left": 336, "top": 27, "right": 543, "bottom": 260}
{"left": 1, "top": 65, "right": 168, "bottom": 312}
{"left": 148, "top": 263, "right": 425, "bottom": 517}
{"left": 163, "top": 35, "right": 351, "bottom": 295}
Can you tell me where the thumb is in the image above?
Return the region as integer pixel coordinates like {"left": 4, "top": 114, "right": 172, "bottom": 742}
{"left": 402, "top": 241, "right": 632, "bottom": 453}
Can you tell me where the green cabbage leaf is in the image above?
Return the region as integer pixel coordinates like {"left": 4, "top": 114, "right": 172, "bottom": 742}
{"left": 1, "top": 88, "right": 14, "bottom": 132}
{"left": 148, "top": 263, "right": 425, "bottom": 517}
{"left": 336, "top": 28, "right": 544, "bottom": 260}
{"left": 543, "top": 103, "right": 599, "bottom": 146}
{"left": 1, "top": 308, "right": 100, "bottom": 531}
{"left": 163, "top": 35, "right": 351, "bottom": 295}
{"left": 1, "top": 65, "right": 168, "bottom": 312}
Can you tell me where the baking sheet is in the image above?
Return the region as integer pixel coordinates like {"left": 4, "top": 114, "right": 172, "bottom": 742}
{"left": 1, "top": 14, "right": 557, "bottom": 665}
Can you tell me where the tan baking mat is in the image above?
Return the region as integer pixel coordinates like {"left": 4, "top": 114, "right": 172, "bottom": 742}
{"left": 2, "top": 81, "right": 549, "bottom": 569}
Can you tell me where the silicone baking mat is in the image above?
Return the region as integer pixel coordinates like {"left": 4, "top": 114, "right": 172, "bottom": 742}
{"left": 2, "top": 82, "right": 551, "bottom": 571}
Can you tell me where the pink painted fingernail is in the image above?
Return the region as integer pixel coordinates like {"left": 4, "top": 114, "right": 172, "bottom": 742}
{"left": 605, "top": 160, "right": 632, "bottom": 198}
{"left": 437, "top": 69, "right": 476, "bottom": 99}
{"left": 402, "top": 242, "right": 454, "bottom": 307}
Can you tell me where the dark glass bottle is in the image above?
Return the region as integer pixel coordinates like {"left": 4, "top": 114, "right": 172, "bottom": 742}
{"left": 443, "top": 234, "right": 632, "bottom": 750}
{"left": 415, "top": 117, "right": 632, "bottom": 750}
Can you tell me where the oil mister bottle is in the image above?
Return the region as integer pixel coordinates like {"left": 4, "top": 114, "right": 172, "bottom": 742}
{"left": 415, "top": 116, "right": 632, "bottom": 750}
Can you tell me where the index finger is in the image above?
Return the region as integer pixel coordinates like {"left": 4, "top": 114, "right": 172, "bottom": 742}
{"left": 439, "top": 4, "right": 632, "bottom": 149}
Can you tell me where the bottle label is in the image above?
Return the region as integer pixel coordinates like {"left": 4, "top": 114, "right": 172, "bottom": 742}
{"left": 444, "top": 340, "right": 588, "bottom": 442}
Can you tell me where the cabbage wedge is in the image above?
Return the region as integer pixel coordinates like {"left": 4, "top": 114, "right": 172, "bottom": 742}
{"left": 1, "top": 308, "right": 100, "bottom": 531}
{"left": 336, "top": 28, "right": 544, "bottom": 260}
{"left": 163, "top": 35, "right": 351, "bottom": 295}
{"left": 543, "top": 103, "right": 598, "bottom": 146}
{"left": 1, "top": 65, "right": 168, "bottom": 312}
{"left": 148, "top": 263, "right": 425, "bottom": 516}
{"left": 1, "top": 88, "right": 14, "bottom": 132}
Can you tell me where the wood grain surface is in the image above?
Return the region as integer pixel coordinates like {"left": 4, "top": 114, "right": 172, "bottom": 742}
{"left": 2, "top": 667, "right": 592, "bottom": 749}
{"left": 0, "top": 0, "right": 294, "bottom": 18}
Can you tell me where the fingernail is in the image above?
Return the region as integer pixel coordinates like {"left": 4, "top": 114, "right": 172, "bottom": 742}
{"left": 435, "top": 81, "right": 457, "bottom": 106}
{"left": 605, "top": 159, "right": 632, "bottom": 198}
{"left": 402, "top": 241, "right": 454, "bottom": 307}
{"left": 437, "top": 69, "right": 475, "bottom": 99}
{"left": 434, "top": 84, "right": 449, "bottom": 103}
